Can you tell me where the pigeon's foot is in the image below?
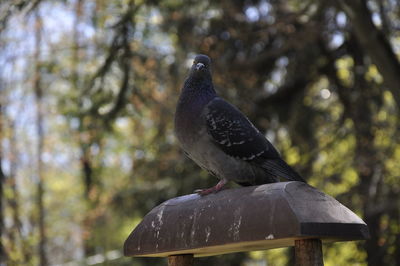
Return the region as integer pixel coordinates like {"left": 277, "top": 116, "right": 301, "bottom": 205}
{"left": 195, "top": 179, "right": 227, "bottom": 196}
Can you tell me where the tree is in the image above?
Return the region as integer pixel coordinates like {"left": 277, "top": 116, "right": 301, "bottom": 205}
{"left": 0, "top": 97, "right": 8, "bottom": 263}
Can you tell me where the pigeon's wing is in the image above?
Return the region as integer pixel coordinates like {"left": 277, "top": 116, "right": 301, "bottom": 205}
{"left": 204, "top": 97, "right": 306, "bottom": 183}
{"left": 204, "top": 97, "right": 280, "bottom": 161}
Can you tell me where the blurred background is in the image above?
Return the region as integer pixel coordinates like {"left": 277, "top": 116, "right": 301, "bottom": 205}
{"left": 1, "top": 0, "right": 399, "bottom": 265}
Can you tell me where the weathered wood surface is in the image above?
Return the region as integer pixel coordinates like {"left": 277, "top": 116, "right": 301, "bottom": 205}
{"left": 124, "top": 181, "right": 369, "bottom": 257}
{"left": 295, "top": 239, "right": 324, "bottom": 266}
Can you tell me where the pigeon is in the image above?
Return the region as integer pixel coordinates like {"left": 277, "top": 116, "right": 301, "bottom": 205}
{"left": 174, "top": 54, "right": 305, "bottom": 195}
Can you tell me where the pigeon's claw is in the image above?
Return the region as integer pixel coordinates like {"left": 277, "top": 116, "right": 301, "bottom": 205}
{"left": 194, "top": 179, "right": 227, "bottom": 196}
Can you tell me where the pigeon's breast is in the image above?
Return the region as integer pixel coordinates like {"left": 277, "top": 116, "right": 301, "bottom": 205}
{"left": 174, "top": 105, "right": 205, "bottom": 150}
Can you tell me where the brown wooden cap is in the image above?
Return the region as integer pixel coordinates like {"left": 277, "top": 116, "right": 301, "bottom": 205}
{"left": 124, "top": 182, "right": 369, "bottom": 257}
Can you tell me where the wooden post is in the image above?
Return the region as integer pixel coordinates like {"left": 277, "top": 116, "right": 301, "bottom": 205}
{"left": 168, "top": 254, "right": 194, "bottom": 266}
{"left": 295, "top": 239, "right": 324, "bottom": 266}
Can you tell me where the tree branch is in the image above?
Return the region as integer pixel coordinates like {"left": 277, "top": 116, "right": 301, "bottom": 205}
{"left": 337, "top": 0, "right": 400, "bottom": 108}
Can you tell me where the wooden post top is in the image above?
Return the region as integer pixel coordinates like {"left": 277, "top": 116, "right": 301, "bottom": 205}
{"left": 124, "top": 182, "right": 369, "bottom": 258}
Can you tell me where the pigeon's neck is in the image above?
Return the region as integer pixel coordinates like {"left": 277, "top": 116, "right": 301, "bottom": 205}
{"left": 178, "top": 76, "right": 217, "bottom": 110}
{"left": 175, "top": 76, "right": 216, "bottom": 142}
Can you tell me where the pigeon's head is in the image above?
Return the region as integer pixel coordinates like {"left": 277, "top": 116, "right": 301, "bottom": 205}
{"left": 190, "top": 54, "right": 211, "bottom": 78}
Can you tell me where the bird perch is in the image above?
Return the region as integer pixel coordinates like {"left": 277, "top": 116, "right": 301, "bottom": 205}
{"left": 124, "top": 182, "right": 369, "bottom": 265}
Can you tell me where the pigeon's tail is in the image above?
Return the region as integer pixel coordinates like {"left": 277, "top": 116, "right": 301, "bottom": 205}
{"left": 260, "top": 158, "right": 306, "bottom": 183}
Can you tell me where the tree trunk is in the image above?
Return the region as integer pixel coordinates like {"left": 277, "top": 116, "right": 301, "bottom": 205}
{"left": 332, "top": 35, "right": 385, "bottom": 266}
{"left": 337, "top": 0, "right": 400, "bottom": 108}
{"left": 0, "top": 101, "right": 8, "bottom": 263}
{"left": 33, "top": 10, "right": 47, "bottom": 266}
{"left": 6, "top": 120, "right": 25, "bottom": 264}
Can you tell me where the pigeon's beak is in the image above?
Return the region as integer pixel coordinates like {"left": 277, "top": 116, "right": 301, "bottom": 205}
{"left": 195, "top": 62, "right": 205, "bottom": 71}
